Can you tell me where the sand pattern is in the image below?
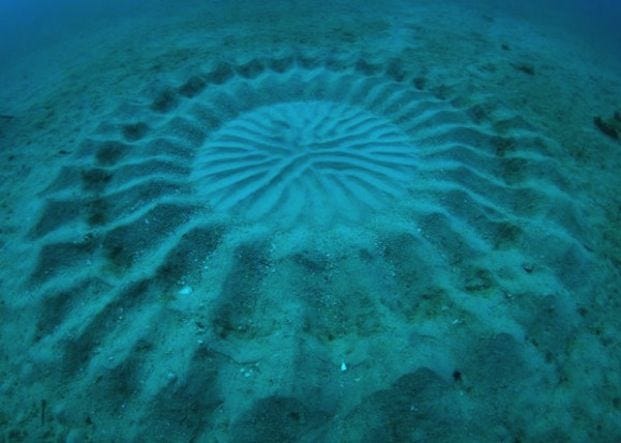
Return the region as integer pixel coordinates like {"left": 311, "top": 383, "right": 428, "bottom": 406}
{"left": 7, "top": 44, "right": 604, "bottom": 441}
{"left": 194, "top": 100, "right": 417, "bottom": 226}
{"left": 30, "top": 51, "right": 585, "bottom": 283}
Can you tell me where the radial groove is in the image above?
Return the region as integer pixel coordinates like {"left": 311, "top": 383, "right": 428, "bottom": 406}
{"left": 194, "top": 101, "right": 417, "bottom": 225}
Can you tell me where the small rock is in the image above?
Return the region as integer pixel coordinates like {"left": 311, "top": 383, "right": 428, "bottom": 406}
{"left": 593, "top": 114, "right": 619, "bottom": 140}
{"left": 512, "top": 62, "right": 535, "bottom": 76}
{"left": 594, "top": 116, "right": 619, "bottom": 140}
{"left": 522, "top": 262, "right": 534, "bottom": 273}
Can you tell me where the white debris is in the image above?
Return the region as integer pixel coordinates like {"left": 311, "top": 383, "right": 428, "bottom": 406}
{"left": 340, "top": 361, "right": 348, "bottom": 372}
{"left": 178, "top": 285, "right": 193, "bottom": 296}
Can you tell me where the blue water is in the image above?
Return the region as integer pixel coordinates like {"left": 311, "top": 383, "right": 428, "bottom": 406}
{"left": 2, "top": 0, "right": 621, "bottom": 59}
{"left": 474, "top": 0, "right": 621, "bottom": 57}
{"left": 0, "top": 0, "right": 160, "bottom": 60}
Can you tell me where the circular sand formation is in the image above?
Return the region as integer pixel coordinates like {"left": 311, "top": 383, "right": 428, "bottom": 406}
{"left": 193, "top": 101, "right": 417, "bottom": 225}
{"left": 21, "top": 51, "right": 592, "bottom": 441}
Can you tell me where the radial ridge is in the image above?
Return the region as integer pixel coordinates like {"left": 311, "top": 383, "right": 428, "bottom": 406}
{"left": 193, "top": 101, "right": 418, "bottom": 225}
{"left": 12, "top": 49, "right": 597, "bottom": 442}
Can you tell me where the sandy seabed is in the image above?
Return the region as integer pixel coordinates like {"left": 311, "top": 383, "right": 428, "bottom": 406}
{"left": 1, "top": 0, "right": 620, "bottom": 441}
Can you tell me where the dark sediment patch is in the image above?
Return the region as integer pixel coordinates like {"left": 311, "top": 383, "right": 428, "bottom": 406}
{"left": 206, "top": 62, "right": 234, "bottom": 84}
{"left": 121, "top": 122, "right": 149, "bottom": 141}
{"left": 594, "top": 115, "right": 619, "bottom": 140}
{"left": 212, "top": 241, "right": 271, "bottom": 340}
{"left": 151, "top": 87, "right": 179, "bottom": 113}
{"left": 512, "top": 62, "right": 535, "bottom": 76}
{"left": 355, "top": 58, "right": 381, "bottom": 76}
{"left": 155, "top": 224, "right": 225, "bottom": 291}
{"left": 385, "top": 58, "right": 406, "bottom": 82}
{"left": 236, "top": 59, "right": 265, "bottom": 79}
{"left": 232, "top": 396, "right": 331, "bottom": 443}
{"left": 178, "top": 75, "right": 207, "bottom": 97}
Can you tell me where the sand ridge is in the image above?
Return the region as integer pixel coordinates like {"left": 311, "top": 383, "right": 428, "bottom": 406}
{"left": 0, "top": 0, "right": 619, "bottom": 441}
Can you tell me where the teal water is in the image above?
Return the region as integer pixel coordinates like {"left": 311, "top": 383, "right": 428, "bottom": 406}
{"left": 1, "top": 1, "right": 620, "bottom": 441}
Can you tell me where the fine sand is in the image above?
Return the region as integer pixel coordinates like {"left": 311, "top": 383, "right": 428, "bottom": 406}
{"left": 1, "top": 0, "right": 620, "bottom": 441}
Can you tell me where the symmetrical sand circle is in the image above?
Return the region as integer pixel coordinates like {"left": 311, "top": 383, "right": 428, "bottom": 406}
{"left": 194, "top": 100, "right": 417, "bottom": 225}
{"left": 31, "top": 52, "right": 572, "bottom": 247}
{"left": 16, "top": 51, "right": 592, "bottom": 440}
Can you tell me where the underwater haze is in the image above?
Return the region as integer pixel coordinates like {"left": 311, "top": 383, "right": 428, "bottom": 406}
{"left": 1, "top": 0, "right": 621, "bottom": 441}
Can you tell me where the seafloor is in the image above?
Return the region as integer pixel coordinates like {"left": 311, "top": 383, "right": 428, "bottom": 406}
{"left": 1, "top": 0, "right": 620, "bottom": 441}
